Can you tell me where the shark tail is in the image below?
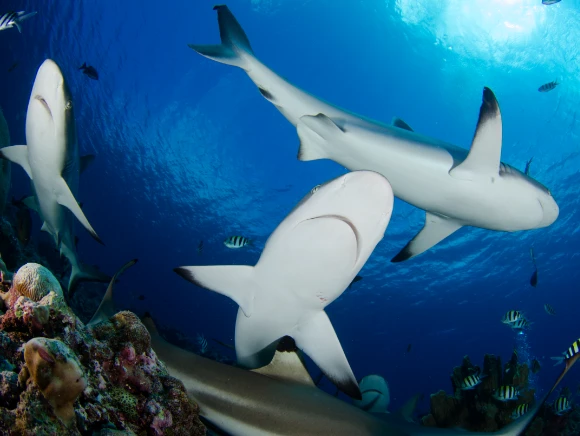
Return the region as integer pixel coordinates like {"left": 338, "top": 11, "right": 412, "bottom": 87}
{"left": 188, "top": 5, "right": 255, "bottom": 70}
{"left": 68, "top": 262, "right": 111, "bottom": 297}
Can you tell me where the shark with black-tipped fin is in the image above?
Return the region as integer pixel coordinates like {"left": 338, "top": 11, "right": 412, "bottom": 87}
{"left": 189, "top": 5, "right": 559, "bottom": 262}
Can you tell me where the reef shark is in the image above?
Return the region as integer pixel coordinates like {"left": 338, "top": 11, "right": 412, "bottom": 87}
{"left": 189, "top": 5, "right": 559, "bottom": 262}
{"left": 0, "top": 59, "right": 109, "bottom": 293}
{"left": 175, "top": 170, "right": 395, "bottom": 399}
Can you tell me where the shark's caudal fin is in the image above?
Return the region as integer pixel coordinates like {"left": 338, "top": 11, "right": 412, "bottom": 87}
{"left": 188, "top": 5, "right": 255, "bottom": 70}
{"left": 449, "top": 87, "right": 502, "bottom": 181}
{"left": 87, "top": 259, "right": 138, "bottom": 327}
{"left": 0, "top": 145, "right": 33, "bottom": 179}
{"left": 54, "top": 177, "right": 104, "bottom": 245}
{"left": 391, "top": 212, "right": 463, "bottom": 262}
{"left": 296, "top": 113, "right": 344, "bottom": 162}
{"left": 68, "top": 262, "right": 112, "bottom": 298}
{"left": 174, "top": 265, "right": 255, "bottom": 317}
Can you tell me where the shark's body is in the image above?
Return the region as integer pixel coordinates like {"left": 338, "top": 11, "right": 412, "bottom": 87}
{"left": 175, "top": 170, "right": 394, "bottom": 398}
{"left": 0, "top": 59, "right": 109, "bottom": 293}
{"left": 190, "top": 5, "right": 559, "bottom": 261}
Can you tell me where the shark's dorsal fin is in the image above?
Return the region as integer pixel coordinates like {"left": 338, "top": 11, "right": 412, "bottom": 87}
{"left": 174, "top": 265, "right": 255, "bottom": 317}
{"left": 391, "top": 212, "right": 462, "bottom": 262}
{"left": 391, "top": 117, "right": 413, "bottom": 132}
{"left": 449, "top": 87, "right": 502, "bottom": 181}
{"left": 252, "top": 336, "right": 315, "bottom": 387}
{"left": 87, "top": 259, "right": 138, "bottom": 327}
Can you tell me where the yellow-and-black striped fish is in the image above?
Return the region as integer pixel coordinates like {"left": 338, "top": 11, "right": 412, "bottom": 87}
{"left": 554, "top": 396, "right": 571, "bottom": 415}
{"left": 459, "top": 373, "right": 486, "bottom": 390}
{"left": 224, "top": 235, "right": 250, "bottom": 249}
{"left": 511, "top": 318, "right": 531, "bottom": 333}
{"left": 502, "top": 310, "right": 523, "bottom": 324}
{"left": 538, "top": 80, "right": 558, "bottom": 92}
{"left": 544, "top": 304, "right": 556, "bottom": 316}
{"left": 551, "top": 339, "right": 580, "bottom": 366}
{"left": 511, "top": 403, "right": 529, "bottom": 419}
{"left": 493, "top": 385, "right": 519, "bottom": 401}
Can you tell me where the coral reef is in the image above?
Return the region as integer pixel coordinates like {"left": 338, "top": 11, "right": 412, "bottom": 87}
{"left": 0, "top": 260, "right": 206, "bottom": 434}
{"left": 12, "top": 263, "right": 63, "bottom": 301}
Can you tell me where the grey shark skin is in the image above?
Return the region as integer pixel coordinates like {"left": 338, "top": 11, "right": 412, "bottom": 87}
{"left": 189, "top": 5, "right": 559, "bottom": 261}
{"left": 0, "top": 59, "right": 109, "bottom": 293}
{"left": 142, "top": 316, "right": 550, "bottom": 436}
{"left": 175, "top": 171, "right": 394, "bottom": 399}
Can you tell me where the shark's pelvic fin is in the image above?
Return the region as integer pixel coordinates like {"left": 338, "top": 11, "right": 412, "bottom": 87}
{"left": 293, "top": 310, "right": 361, "bottom": 399}
{"left": 449, "top": 87, "right": 502, "bottom": 181}
{"left": 391, "top": 212, "right": 462, "bottom": 262}
{"left": 80, "top": 154, "right": 95, "bottom": 174}
{"left": 174, "top": 265, "right": 255, "bottom": 317}
{"left": 0, "top": 145, "right": 32, "bottom": 179}
{"left": 54, "top": 177, "right": 104, "bottom": 245}
{"left": 87, "top": 259, "right": 138, "bottom": 327}
{"left": 391, "top": 117, "right": 414, "bottom": 132}
{"left": 188, "top": 5, "right": 254, "bottom": 70}
{"left": 252, "top": 336, "right": 315, "bottom": 387}
{"left": 297, "top": 113, "right": 344, "bottom": 161}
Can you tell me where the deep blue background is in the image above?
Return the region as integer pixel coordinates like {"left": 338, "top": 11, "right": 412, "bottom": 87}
{"left": 1, "top": 0, "right": 578, "bottom": 413}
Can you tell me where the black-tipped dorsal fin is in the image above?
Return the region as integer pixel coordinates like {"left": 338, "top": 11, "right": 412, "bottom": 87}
{"left": 251, "top": 336, "right": 315, "bottom": 387}
{"left": 87, "top": 259, "right": 138, "bottom": 327}
{"left": 449, "top": 87, "right": 502, "bottom": 181}
{"left": 391, "top": 117, "right": 413, "bottom": 132}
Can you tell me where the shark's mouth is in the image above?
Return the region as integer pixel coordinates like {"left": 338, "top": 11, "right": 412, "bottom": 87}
{"left": 34, "top": 95, "right": 53, "bottom": 120}
{"left": 306, "top": 214, "right": 361, "bottom": 264}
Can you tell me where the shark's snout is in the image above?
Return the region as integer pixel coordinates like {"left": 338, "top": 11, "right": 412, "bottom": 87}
{"left": 537, "top": 195, "right": 559, "bottom": 228}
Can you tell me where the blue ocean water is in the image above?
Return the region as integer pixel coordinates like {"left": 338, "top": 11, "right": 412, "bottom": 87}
{"left": 1, "top": 0, "right": 577, "bottom": 414}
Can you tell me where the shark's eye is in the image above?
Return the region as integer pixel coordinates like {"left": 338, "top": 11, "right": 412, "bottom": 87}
{"left": 311, "top": 185, "right": 321, "bottom": 194}
{"left": 65, "top": 101, "right": 72, "bottom": 110}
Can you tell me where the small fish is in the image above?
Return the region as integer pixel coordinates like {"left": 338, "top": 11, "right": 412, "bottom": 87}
{"left": 196, "top": 333, "right": 208, "bottom": 355}
{"left": 542, "top": 0, "right": 561, "bottom": 5}
{"left": 502, "top": 310, "right": 523, "bottom": 324}
{"left": 406, "top": 343, "right": 412, "bottom": 353}
{"left": 0, "top": 10, "right": 37, "bottom": 33}
{"left": 198, "top": 240, "right": 203, "bottom": 255}
{"left": 511, "top": 318, "right": 531, "bottom": 333}
{"left": 224, "top": 235, "right": 250, "bottom": 249}
{"left": 493, "top": 385, "right": 520, "bottom": 401}
{"left": 460, "top": 373, "right": 486, "bottom": 390}
{"left": 7, "top": 62, "right": 18, "bottom": 73}
{"left": 551, "top": 338, "right": 580, "bottom": 366}
{"left": 530, "top": 248, "right": 538, "bottom": 287}
{"left": 531, "top": 359, "right": 541, "bottom": 374}
{"left": 544, "top": 303, "right": 556, "bottom": 316}
{"left": 538, "top": 80, "right": 558, "bottom": 93}
{"left": 554, "top": 396, "right": 571, "bottom": 415}
{"left": 524, "top": 157, "right": 533, "bottom": 176}
{"left": 78, "top": 63, "right": 99, "bottom": 80}
{"left": 348, "top": 275, "right": 363, "bottom": 288}
{"left": 511, "top": 403, "right": 529, "bottom": 419}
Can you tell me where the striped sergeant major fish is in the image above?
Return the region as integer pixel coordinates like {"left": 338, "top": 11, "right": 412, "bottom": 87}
{"left": 493, "top": 385, "right": 520, "bottom": 401}
{"left": 511, "top": 318, "right": 531, "bottom": 334}
{"left": 0, "top": 10, "right": 37, "bottom": 33}
{"left": 460, "top": 372, "right": 487, "bottom": 390}
{"left": 554, "top": 396, "right": 571, "bottom": 415}
{"left": 551, "top": 339, "right": 580, "bottom": 366}
{"left": 224, "top": 235, "right": 250, "bottom": 249}
{"left": 196, "top": 333, "right": 208, "bottom": 355}
{"left": 544, "top": 303, "right": 556, "bottom": 316}
{"left": 538, "top": 80, "right": 558, "bottom": 93}
{"left": 501, "top": 310, "right": 523, "bottom": 324}
{"left": 511, "top": 403, "right": 529, "bottom": 419}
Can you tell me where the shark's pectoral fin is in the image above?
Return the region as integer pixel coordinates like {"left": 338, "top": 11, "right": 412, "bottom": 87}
{"left": 391, "top": 213, "right": 462, "bottom": 262}
{"left": 22, "top": 195, "right": 39, "bottom": 213}
{"left": 174, "top": 265, "right": 255, "bottom": 317}
{"left": 293, "top": 310, "right": 361, "bottom": 399}
{"left": 396, "top": 393, "right": 422, "bottom": 423}
{"left": 391, "top": 117, "right": 413, "bottom": 132}
{"left": 0, "top": 145, "right": 32, "bottom": 179}
{"left": 252, "top": 336, "right": 315, "bottom": 387}
{"left": 296, "top": 114, "right": 343, "bottom": 162}
{"left": 449, "top": 87, "right": 502, "bottom": 181}
{"left": 80, "top": 154, "right": 95, "bottom": 174}
{"left": 54, "top": 177, "right": 103, "bottom": 245}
